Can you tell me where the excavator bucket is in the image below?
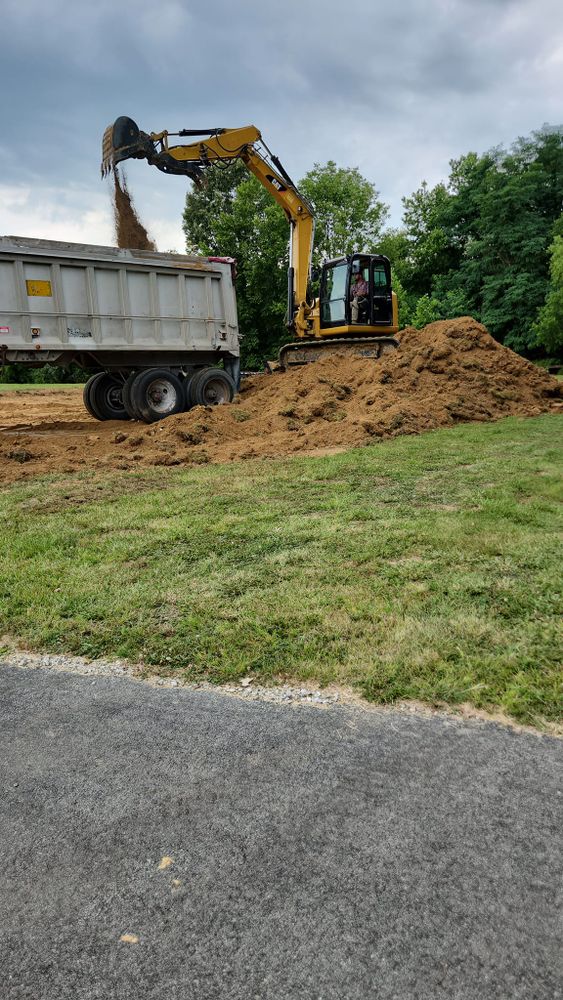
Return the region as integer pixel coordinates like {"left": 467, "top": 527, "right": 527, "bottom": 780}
{"left": 101, "top": 115, "right": 206, "bottom": 184}
{"left": 101, "top": 117, "right": 152, "bottom": 178}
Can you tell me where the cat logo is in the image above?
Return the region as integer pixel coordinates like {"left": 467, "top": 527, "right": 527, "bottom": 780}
{"left": 266, "top": 174, "right": 287, "bottom": 193}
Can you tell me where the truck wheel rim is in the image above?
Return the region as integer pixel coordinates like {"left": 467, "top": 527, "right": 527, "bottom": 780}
{"left": 201, "top": 377, "right": 230, "bottom": 405}
{"left": 146, "top": 378, "right": 178, "bottom": 415}
{"left": 105, "top": 383, "right": 123, "bottom": 413}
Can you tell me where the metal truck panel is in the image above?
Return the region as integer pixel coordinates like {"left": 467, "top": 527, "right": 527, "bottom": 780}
{"left": 0, "top": 237, "right": 240, "bottom": 361}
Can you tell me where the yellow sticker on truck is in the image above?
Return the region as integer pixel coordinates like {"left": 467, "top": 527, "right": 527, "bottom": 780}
{"left": 26, "top": 279, "right": 52, "bottom": 297}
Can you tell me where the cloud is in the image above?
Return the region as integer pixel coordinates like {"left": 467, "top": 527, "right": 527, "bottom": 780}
{"left": 0, "top": 0, "right": 560, "bottom": 248}
{"left": 0, "top": 180, "right": 185, "bottom": 253}
{"left": 0, "top": 183, "right": 113, "bottom": 244}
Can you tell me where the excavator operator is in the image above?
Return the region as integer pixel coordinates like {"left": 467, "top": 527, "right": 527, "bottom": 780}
{"left": 350, "top": 264, "right": 369, "bottom": 323}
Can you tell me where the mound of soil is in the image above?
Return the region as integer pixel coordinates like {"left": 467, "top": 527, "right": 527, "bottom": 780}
{"left": 1, "top": 318, "right": 560, "bottom": 483}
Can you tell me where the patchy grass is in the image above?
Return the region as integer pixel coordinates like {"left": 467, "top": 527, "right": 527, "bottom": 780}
{"left": 1, "top": 414, "right": 561, "bottom": 726}
{"left": 0, "top": 383, "right": 84, "bottom": 391}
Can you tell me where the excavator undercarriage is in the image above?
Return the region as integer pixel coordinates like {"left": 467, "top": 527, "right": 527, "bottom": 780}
{"left": 278, "top": 336, "right": 399, "bottom": 369}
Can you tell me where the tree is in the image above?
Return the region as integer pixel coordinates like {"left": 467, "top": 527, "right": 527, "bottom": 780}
{"left": 210, "top": 176, "right": 289, "bottom": 366}
{"left": 183, "top": 163, "right": 288, "bottom": 365}
{"left": 377, "top": 229, "right": 417, "bottom": 327}
{"left": 182, "top": 161, "right": 248, "bottom": 255}
{"left": 300, "top": 162, "right": 388, "bottom": 267}
{"left": 400, "top": 181, "right": 459, "bottom": 298}
{"left": 469, "top": 129, "right": 563, "bottom": 351}
{"left": 183, "top": 160, "right": 389, "bottom": 367}
{"left": 533, "top": 218, "right": 563, "bottom": 354}
{"left": 397, "top": 126, "right": 563, "bottom": 352}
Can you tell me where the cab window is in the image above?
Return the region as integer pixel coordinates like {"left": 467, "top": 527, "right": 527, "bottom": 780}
{"left": 373, "top": 263, "right": 388, "bottom": 290}
{"left": 371, "top": 259, "right": 392, "bottom": 324}
{"left": 320, "top": 262, "right": 347, "bottom": 325}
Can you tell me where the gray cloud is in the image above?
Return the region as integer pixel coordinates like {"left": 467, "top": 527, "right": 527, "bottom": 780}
{"left": 1, "top": 0, "right": 560, "bottom": 247}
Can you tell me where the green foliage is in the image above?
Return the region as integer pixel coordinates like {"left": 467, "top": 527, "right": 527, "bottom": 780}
{"left": 300, "top": 161, "right": 388, "bottom": 268}
{"left": 410, "top": 289, "right": 473, "bottom": 330}
{"left": 183, "top": 160, "right": 388, "bottom": 367}
{"left": 182, "top": 161, "right": 248, "bottom": 255}
{"left": 378, "top": 229, "right": 417, "bottom": 326}
{"left": 389, "top": 273, "right": 415, "bottom": 328}
{"left": 184, "top": 167, "right": 289, "bottom": 366}
{"left": 470, "top": 132, "right": 561, "bottom": 351}
{"left": 533, "top": 218, "right": 563, "bottom": 354}
{"left": 411, "top": 294, "right": 443, "bottom": 329}
{"left": 196, "top": 174, "right": 289, "bottom": 367}
{"left": 401, "top": 182, "right": 460, "bottom": 298}
{"left": 1, "top": 362, "right": 86, "bottom": 385}
{"left": 0, "top": 364, "right": 33, "bottom": 384}
{"left": 398, "top": 127, "right": 563, "bottom": 352}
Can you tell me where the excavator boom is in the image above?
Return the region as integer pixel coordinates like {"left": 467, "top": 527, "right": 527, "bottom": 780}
{"left": 101, "top": 116, "right": 314, "bottom": 336}
{"left": 101, "top": 116, "right": 398, "bottom": 356}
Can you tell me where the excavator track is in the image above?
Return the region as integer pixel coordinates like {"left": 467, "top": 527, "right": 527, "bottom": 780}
{"left": 278, "top": 336, "right": 399, "bottom": 369}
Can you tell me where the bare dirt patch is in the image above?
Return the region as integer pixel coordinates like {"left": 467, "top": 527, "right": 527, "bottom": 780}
{"left": 1, "top": 318, "right": 561, "bottom": 484}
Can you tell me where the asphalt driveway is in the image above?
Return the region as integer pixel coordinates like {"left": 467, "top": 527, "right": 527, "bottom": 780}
{"left": 0, "top": 664, "right": 560, "bottom": 1000}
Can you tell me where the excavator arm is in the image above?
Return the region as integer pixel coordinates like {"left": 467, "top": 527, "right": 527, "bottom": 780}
{"left": 101, "top": 117, "right": 315, "bottom": 338}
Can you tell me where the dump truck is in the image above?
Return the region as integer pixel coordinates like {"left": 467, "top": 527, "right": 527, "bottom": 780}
{"left": 0, "top": 236, "right": 240, "bottom": 422}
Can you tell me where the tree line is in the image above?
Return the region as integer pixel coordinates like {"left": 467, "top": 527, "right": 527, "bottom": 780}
{"left": 183, "top": 124, "right": 562, "bottom": 368}
{"left": 3, "top": 124, "right": 560, "bottom": 383}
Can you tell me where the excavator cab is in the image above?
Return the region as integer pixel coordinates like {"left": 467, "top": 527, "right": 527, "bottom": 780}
{"left": 319, "top": 254, "right": 394, "bottom": 332}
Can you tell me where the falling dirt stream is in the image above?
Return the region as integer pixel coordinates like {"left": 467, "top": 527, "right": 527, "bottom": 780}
{"left": 112, "top": 169, "right": 156, "bottom": 251}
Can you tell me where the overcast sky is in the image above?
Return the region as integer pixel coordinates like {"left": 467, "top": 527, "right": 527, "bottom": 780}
{"left": 1, "top": 0, "right": 561, "bottom": 252}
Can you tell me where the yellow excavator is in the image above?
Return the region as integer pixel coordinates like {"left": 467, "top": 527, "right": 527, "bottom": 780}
{"left": 101, "top": 117, "right": 399, "bottom": 367}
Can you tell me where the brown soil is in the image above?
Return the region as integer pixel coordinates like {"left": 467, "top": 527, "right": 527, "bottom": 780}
{"left": 1, "top": 318, "right": 561, "bottom": 485}
{"left": 113, "top": 169, "right": 156, "bottom": 251}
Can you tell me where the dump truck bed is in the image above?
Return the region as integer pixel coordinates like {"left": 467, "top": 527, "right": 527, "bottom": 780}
{"left": 0, "top": 237, "right": 240, "bottom": 370}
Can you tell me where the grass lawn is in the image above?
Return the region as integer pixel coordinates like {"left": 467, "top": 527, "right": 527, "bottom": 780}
{"left": 1, "top": 414, "right": 561, "bottom": 726}
{"left": 0, "top": 383, "right": 84, "bottom": 391}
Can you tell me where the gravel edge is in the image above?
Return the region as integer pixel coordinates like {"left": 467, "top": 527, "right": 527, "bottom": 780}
{"left": 1, "top": 648, "right": 560, "bottom": 738}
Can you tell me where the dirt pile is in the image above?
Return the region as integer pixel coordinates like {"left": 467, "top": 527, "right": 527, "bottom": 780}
{"left": 113, "top": 169, "right": 156, "bottom": 251}
{"left": 1, "top": 318, "right": 560, "bottom": 483}
{"left": 146, "top": 317, "right": 561, "bottom": 462}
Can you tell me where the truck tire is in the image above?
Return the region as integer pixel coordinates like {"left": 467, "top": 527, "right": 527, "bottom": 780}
{"left": 83, "top": 373, "right": 105, "bottom": 420}
{"left": 130, "top": 368, "right": 185, "bottom": 423}
{"left": 189, "top": 367, "right": 235, "bottom": 407}
{"left": 182, "top": 372, "right": 197, "bottom": 411}
{"left": 122, "top": 371, "right": 142, "bottom": 420}
{"left": 83, "top": 373, "right": 128, "bottom": 421}
{"left": 88, "top": 373, "right": 129, "bottom": 421}
{"left": 187, "top": 369, "right": 206, "bottom": 407}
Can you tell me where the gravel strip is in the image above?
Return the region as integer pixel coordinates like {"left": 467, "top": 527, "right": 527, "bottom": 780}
{"left": 0, "top": 649, "right": 342, "bottom": 706}
{"left": 1, "top": 648, "right": 559, "bottom": 734}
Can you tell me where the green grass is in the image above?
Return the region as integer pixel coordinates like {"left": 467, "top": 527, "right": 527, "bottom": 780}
{"left": 0, "top": 383, "right": 84, "bottom": 391}
{"left": 1, "top": 414, "right": 562, "bottom": 726}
